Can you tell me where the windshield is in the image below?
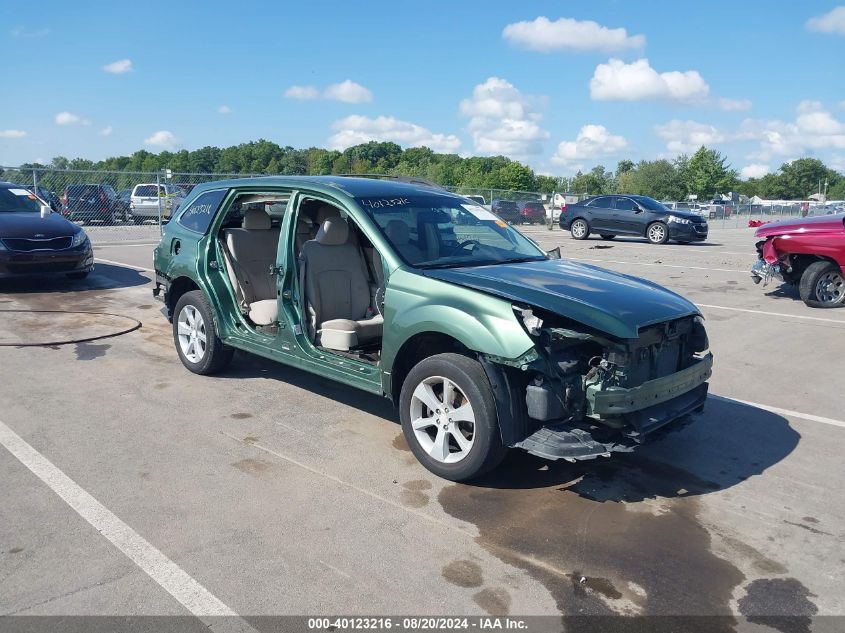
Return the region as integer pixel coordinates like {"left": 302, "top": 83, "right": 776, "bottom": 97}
{"left": 636, "top": 197, "right": 671, "bottom": 212}
{"left": 0, "top": 187, "right": 42, "bottom": 213}
{"left": 357, "top": 194, "right": 546, "bottom": 269}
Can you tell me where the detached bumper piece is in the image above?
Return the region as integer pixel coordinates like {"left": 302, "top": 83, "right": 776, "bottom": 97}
{"left": 515, "top": 425, "right": 634, "bottom": 462}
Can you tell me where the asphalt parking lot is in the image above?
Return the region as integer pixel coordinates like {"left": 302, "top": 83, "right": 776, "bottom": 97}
{"left": 1, "top": 225, "right": 843, "bottom": 629}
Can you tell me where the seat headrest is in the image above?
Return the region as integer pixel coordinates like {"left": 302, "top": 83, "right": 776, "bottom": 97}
{"left": 315, "top": 204, "right": 341, "bottom": 224}
{"left": 385, "top": 220, "right": 410, "bottom": 245}
{"left": 243, "top": 208, "right": 271, "bottom": 230}
{"left": 316, "top": 218, "right": 349, "bottom": 246}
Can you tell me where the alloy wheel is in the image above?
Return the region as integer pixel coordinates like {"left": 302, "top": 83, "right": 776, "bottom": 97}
{"left": 177, "top": 305, "right": 207, "bottom": 363}
{"left": 571, "top": 220, "right": 587, "bottom": 238}
{"left": 409, "top": 376, "right": 475, "bottom": 464}
{"left": 648, "top": 224, "right": 666, "bottom": 243}
{"left": 815, "top": 270, "right": 845, "bottom": 305}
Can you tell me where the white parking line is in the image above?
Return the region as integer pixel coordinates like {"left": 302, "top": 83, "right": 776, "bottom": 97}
{"left": 710, "top": 395, "right": 845, "bottom": 429}
{"left": 93, "top": 243, "right": 158, "bottom": 249}
{"left": 570, "top": 256, "right": 745, "bottom": 274}
{"left": 0, "top": 419, "right": 255, "bottom": 630}
{"left": 95, "top": 257, "right": 153, "bottom": 273}
{"left": 697, "top": 303, "right": 845, "bottom": 325}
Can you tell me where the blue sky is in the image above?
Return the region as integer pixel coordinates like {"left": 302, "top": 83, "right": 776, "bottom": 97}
{"left": 2, "top": 0, "right": 844, "bottom": 178}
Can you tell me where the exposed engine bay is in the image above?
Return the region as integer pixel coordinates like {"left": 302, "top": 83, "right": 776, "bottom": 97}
{"left": 486, "top": 307, "right": 712, "bottom": 462}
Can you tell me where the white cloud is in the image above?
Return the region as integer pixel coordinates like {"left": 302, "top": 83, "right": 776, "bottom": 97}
{"left": 552, "top": 125, "right": 628, "bottom": 172}
{"left": 284, "top": 85, "right": 320, "bottom": 100}
{"left": 144, "top": 130, "right": 178, "bottom": 149}
{"left": 740, "top": 164, "right": 771, "bottom": 179}
{"left": 285, "top": 80, "right": 373, "bottom": 103}
{"left": 328, "top": 115, "right": 460, "bottom": 153}
{"left": 0, "top": 129, "right": 27, "bottom": 138}
{"left": 806, "top": 6, "right": 845, "bottom": 35}
{"left": 740, "top": 101, "right": 845, "bottom": 160}
{"left": 655, "top": 120, "right": 727, "bottom": 153}
{"left": 590, "top": 58, "right": 710, "bottom": 103}
{"left": 718, "top": 98, "right": 752, "bottom": 112}
{"left": 459, "top": 77, "right": 549, "bottom": 157}
{"left": 103, "top": 58, "right": 133, "bottom": 74}
{"left": 55, "top": 111, "right": 90, "bottom": 126}
{"left": 218, "top": 105, "right": 232, "bottom": 114}
{"left": 323, "top": 80, "right": 372, "bottom": 103}
{"left": 502, "top": 16, "right": 645, "bottom": 53}
{"left": 99, "top": 126, "right": 113, "bottom": 136}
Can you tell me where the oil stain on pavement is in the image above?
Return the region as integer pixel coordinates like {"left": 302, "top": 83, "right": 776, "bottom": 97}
{"left": 74, "top": 342, "right": 110, "bottom": 360}
{"left": 737, "top": 578, "right": 818, "bottom": 633}
{"left": 438, "top": 451, "right": 753, "bottom": 631}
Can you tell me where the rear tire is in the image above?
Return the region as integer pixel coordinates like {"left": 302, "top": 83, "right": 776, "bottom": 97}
{"left": 799, "top": 261, "right": 845, "bottom": 308}
{"left": 173, "top": 290, "right": 235, "bottom": 374}
{"left": 400, "top": 353, "right": 507, "bottom": 481}
{"left": 570, "top": 218, "right": 590, "bottom": 240}
{"left": 646, "top": 222, "right": 669, "bottom": 244}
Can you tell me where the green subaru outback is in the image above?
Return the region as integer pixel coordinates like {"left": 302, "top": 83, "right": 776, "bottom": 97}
{"left": 153, "top": 176, "right": 712, "bottom": 481}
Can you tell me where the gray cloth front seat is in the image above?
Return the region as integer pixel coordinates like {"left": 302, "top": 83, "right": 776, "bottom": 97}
{"left": 221, "top": 208, "right": 280, "bottom": 326}
{"left": 301, "top": 218, "right": 383, "bottom": 351}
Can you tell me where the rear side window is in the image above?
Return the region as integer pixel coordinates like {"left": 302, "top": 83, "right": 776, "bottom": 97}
{"left": 177, "top": 189, "right": 227, "bottom": 234}
{"left": 614, "top": 197, "right": 637, "bottom": 211}
{"left": 134, "top": 185, "right": 158, "bottom": 197}
{"left": 588, "top": 197, "right": 612, "bottom": 208}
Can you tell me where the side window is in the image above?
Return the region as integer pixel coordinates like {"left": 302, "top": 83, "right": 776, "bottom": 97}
{"left": 177, "top": 190, "right": 228, "bottom": 234}
{"left": 588, "top": 196, "right": 612, "bottom": 208}
{"left": 614, "top": 197, "right": 637, "bottom": 212}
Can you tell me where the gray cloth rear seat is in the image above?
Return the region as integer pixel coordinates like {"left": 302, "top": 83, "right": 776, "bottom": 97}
{"left": 221, "top": 208, "right": 280, "bottom": 326}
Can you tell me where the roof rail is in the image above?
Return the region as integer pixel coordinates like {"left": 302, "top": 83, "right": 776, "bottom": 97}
{"left": 333, "top": 174, "right": 446, "bottom": 190}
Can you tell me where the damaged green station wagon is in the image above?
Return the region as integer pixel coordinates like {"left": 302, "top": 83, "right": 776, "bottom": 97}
{"left": 154, "top": 176, "right": 713, "bottom": 481}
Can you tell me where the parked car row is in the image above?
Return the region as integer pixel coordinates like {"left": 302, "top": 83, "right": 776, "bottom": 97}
{"left": 18, "top": 182, "right": 192, "bottom": 225}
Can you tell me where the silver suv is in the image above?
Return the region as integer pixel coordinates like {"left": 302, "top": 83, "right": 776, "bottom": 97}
{"left": 130, "top": 183, "right": 185, "bottom": 224}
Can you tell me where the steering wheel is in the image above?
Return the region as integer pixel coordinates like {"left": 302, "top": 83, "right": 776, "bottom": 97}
{"left": 447, "top": 239, "right": 481, "bottom": 254}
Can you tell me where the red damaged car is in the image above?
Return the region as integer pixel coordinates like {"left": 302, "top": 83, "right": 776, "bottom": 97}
{"left": 751, "top": 213, "right": 845, "bottom": 308}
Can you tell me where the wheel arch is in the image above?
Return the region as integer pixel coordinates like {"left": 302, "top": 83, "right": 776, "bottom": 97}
{"left": 166, "top": 276, "right": 200, "bottom": 320}
{"left": 389, "top": 331, "right": 472, "bottom": 405}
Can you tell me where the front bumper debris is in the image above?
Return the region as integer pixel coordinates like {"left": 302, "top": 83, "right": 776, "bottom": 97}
{"left": 750, "top": 258, "right": 782, "bottom": 286}
{"left": 588, "top": 353, "right": 713, "bottom": 416}
{"left": 515, "top": 425, "right": 634, "bottom": 462}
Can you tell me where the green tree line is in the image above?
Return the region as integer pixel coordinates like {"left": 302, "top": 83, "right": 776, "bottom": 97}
{"left": 5, "top": 141, "right": 844, "bottom": 200}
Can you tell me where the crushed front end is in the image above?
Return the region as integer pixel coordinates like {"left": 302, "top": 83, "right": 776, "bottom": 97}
{"left": 485, "top": 308, "right": 712, "bottom": 462}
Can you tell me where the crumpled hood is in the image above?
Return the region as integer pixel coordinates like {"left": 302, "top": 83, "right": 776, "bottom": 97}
{"left": 755, "top": 213, "right": 845, "bottom": 238}
{"left": 422, "top": 259, "right": 699, "bottom": 339}
{"left": 0, "top": 212, "right": 82, "bottom": 239}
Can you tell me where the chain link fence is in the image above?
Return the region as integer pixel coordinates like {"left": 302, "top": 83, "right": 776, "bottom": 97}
{"left": 4, "top": 166, "right": 837, "bottom": 243}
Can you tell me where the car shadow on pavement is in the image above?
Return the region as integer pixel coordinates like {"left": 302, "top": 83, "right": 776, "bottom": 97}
{"left": 220, "top": 352, "right": 398, "bottom": 422}
{"left": 0, "top": 263, "right": 150, "bottom": 295}
{"left": 464, "top": 395, "right": 799, "bottom": 503}
{"left": 763, "top": 283, "right": 802, "bottom": 302}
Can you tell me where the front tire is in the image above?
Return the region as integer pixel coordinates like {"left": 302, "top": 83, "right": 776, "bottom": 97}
{"left": 399, "top": 353, "right": 506, "bottom": 481}
{"left": 173, "top": 290, "right": 235, "bottom": 374}
{"left": 799, "top": 261, "right": 845, "bottom": 308}
{"left": 646, "top": 221, "right": 669, "bottom": 244}
{"left": 570, "top": 218, "right": 590, "bottom": 240}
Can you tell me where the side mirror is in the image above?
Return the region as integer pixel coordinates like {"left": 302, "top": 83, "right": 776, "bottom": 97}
{"left": 40, "top": 204, "right": 52, "bottom": 218}
{"left": 546, "top": 246, "right": 561, "bottom": 260}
